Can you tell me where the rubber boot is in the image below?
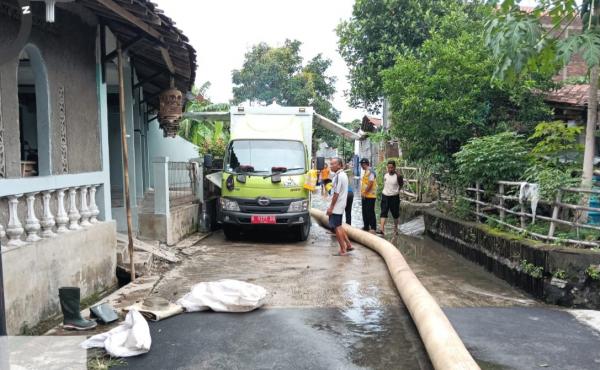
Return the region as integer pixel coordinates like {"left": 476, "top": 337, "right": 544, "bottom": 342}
{"left": 58, "top": 287, "right": 97, "bottom": 331}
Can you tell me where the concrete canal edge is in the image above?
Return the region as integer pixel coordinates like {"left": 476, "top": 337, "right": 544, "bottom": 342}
{"left": 423, "top": 209, "right": 600, "bottom": 309}
{"left": 310, "top": 208, "right": 480, "bottom": 370}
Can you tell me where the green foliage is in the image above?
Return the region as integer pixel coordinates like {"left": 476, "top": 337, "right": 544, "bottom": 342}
{"left": 586, "top": 265, "right": 600, "bottom": 280}
{"left": 520, "top": 259, "right": 544, "bottom": 278}
{"left": 454, "top": 132, "right": 531, "bottom": 189}
{"left": 231, "top": 39, "right": 339, "bottom": 145}
{"left": 525, "top": 165, "right": 579, "bottom": 200}
{"left": 382, "top": 8, "right": 551, "bottom": 163}
{"left": 178, "top": 84, "right": 230, "bottom": 157}
{"left": 451, "top": 197, "right": 475, "bottom": 221}
{"left": 553, "top": 269, "right": 567, "bottom": 280}
{"left": 529, "top": 121, "right": 584, "bottom": 158}
{"left": 524, "top": 121, "right": 583, "bottom": 200}
{"left": 336, "top": 0, "right": 465, "bottom": 112}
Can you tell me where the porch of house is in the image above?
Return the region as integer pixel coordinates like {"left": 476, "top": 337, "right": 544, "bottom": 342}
{"left": 0, "top": 178, "right": 117, "bottom": 334}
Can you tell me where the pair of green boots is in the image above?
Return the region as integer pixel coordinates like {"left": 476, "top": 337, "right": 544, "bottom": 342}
{"left": 59, "top": 287, "right": 97, "bottom": 331}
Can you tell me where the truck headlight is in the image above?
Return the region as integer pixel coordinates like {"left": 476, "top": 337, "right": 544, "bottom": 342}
{"left": 220, "top": 198, "right": 240, "bottom": 211}
{"left": 288, "top": 200, "right": 309, "bottom": 213}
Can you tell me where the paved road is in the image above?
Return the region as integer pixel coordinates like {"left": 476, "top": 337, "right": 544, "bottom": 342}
{"left": 118, "top": 198, "right": 600, "bottom": 369}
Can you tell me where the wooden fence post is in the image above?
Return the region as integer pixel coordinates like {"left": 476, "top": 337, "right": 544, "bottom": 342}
{"left": 548, "top": 190, "right": 562, "bottom": 239}
{"left": 498, "top": 183, "right": 505, "bottom": 222}
{"left": 519, "top": 189, "right": 526, "bottom": 229}
{"left": 475, "top": 182, "right": 481, "bottom": 223}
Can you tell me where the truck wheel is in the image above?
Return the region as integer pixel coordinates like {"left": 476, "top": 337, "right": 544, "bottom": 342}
{"left": 223, "top": 225, "right": 240, "bottom": 240}
{"left": 297, "top": 221, "right": 310, "bottom": 241}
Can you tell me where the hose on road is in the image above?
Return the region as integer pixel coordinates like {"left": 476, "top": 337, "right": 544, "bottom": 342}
{"left": 310, "top": 209, "right": 480, "bottom": 370}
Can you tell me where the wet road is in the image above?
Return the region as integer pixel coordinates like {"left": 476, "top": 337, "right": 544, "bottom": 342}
{"left": 120, "top": 196, "right": 600, "bottom": 370}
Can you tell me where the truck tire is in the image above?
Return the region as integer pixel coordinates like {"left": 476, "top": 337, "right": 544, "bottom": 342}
{"left": 297, "top": 221, "right": 310, "bottom": 241}
{"left": 223, "top": 225, "right": 240, "bottom": 240}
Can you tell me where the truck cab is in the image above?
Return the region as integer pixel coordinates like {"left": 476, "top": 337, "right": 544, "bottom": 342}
{"left": 218, "top": 105, "right": 313, "bottom": 241}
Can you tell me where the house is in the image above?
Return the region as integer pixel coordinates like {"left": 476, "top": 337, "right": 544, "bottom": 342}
{"left": 0, "top": 0, "right": 197, "bottom": 334}
{"left": 544, "top": 84, "right": 600, "bottom": 161}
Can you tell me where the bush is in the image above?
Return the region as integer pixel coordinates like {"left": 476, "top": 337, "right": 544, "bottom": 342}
{"left": 454, "top": 132, "right": 530, "bottom": 189}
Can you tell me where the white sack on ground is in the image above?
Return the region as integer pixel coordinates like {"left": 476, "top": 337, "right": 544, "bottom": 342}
{"left": 177, "top": 279, "right": 267, "bottom": 312}
{"left": 80, "top": 310, "right": 151, "bottom": 357}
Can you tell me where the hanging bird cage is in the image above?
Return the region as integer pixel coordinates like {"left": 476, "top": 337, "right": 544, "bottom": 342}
{"left": 159, "top": 87, "right": 183, "bottom": 137}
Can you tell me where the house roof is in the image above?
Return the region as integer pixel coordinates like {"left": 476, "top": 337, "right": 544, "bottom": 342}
{"left": 361, "top": 115, "right": 382, "bottom": 132}
{"left": 544, "top": 84, "right": 591, "bottom": 108}
{"left": 79, "top": 0, "right": 196, "bottom": 110}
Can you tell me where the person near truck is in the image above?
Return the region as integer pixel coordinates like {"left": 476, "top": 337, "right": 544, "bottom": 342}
{"left": 344, "top": 163, "right": 354, "bottom": 225}
{"left": 378, "top": 160, "right": 404, "bottom": 236}
{"left": 327, "top": 158, "right": 354, "bottom": 256}
{"left": 320, "top": 163, "right": 331, "bottom": 196}
{"left": 360, "top": 158, "right": 377, "bottom": 233}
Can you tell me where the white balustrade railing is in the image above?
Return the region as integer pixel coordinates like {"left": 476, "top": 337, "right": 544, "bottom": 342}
{"left": 0, "top": 184, "right": 102, "bottom": 248}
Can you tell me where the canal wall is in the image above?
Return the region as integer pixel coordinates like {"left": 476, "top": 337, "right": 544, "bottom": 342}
{"left": 423, "top": 209, "right": 600, "bottom": 309}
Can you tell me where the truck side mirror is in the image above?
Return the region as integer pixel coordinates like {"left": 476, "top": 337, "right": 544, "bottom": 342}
{"left": 203, "top": 154, "right": 213, "bottom": 168}
{"left": 316, "top": 157, "right": 325, "bottom": 171}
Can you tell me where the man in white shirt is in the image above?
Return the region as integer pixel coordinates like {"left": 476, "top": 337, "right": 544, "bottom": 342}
{"left": 327, "top": 157, "right": 353, "bottom": 256}
{"left": 378, "top": 160, "right": 403, "bottom": 236}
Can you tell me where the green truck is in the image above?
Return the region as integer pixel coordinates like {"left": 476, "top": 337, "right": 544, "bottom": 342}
{"left": 188, "top": 104, "right": 359, "bottom": 241}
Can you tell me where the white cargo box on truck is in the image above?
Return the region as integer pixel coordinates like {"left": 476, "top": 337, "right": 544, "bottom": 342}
{"left": 230, "top": 105, "right": 314, "bottom": 156}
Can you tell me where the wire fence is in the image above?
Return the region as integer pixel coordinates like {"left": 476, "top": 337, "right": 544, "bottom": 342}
{"left": 168, "top": 161, "right": 198, "bottom": 207}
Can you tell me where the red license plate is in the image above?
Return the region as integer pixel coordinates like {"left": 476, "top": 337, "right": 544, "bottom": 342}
{"left": 251, "top": 215, "right": 277, "bottom": 224}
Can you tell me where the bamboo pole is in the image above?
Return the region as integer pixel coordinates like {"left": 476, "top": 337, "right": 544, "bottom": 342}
{"left": 548, "top": 190, "right": 562, "bottom": 239}
{"left": 117, "top": 43, "right": 136, "bottom": 282}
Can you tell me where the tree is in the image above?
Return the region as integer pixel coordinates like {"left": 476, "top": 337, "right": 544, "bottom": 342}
{"left": 336, "top": 0, "right": 464, "bottom": 112}
{"left": 381, "top": 8, "right": 551, "bottom": 164}
{"left": 231, "top": 39, "right": 340, "bottom": 145}
{"left": 485, "top": 0, "right": 600, "bottom": 190}
{"left": 178, "top": 83, "right": 230, "bottom": 157}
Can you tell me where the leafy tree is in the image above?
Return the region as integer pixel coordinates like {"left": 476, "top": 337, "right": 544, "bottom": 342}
{"left": 525, "top": 121, "right": 583, "bottom": 200}
{"left": 381, "top": 8, "right": 551, "bottom": 164}
{"left": 336, "top": 0, "right": 465, "bottom": 112}
{"left": 454, "top": 132, "right": 531, "bottom": 189}
{"left": 231, "top": 39, "right": 340, "bottom": 145}
{"left": 178, "top": 83, "right": 230, "bottom": 157}
{"left": 485, "top": 0, "right": 600, "bottom": 189}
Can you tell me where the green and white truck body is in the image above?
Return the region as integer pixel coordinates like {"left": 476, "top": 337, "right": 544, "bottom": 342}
{"left": 219, "top": 105, "right": 314, "bottom": 240}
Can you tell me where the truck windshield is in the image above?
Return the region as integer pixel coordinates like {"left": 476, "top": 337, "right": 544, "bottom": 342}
{"left": 225, "top": 140, "right": 306, "bottom": 175}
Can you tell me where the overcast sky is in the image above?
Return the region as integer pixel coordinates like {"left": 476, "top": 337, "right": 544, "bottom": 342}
{"left": 154, "top": 0, "right": 365, "bottom": 122}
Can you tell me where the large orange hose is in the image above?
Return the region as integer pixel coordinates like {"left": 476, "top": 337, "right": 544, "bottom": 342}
{"left": 311, "top": 209, "right": 479, "bottom": 370}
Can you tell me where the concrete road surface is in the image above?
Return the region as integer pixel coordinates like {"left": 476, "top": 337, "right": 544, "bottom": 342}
{"left": 118, "top": 198, "right": 600, "bottom": 369}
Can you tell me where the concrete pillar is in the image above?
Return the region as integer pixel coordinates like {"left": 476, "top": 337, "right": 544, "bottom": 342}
{"left": 153, "top": 156, "right": 169, "bottom": 215}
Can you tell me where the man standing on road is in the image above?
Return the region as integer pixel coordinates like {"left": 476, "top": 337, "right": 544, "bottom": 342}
{"left": 344, "top": 163, "right": 354, "bottom": 225}
{"left": 360, "top": 158, "right": 377, "bottom": 233}
{"left": 378, "top": 160, "right": 403, "bottom": 236}
{"left": 327, "top": 158, "right": 353, "bottom": 256}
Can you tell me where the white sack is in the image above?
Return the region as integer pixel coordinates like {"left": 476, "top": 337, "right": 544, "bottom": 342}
{"left": 519, "top": 182, "right": 540, "bottom": 223}
{"left": 80, "top": 310, "right": 151, "bottom": 357}
{"left": 177, "top": 279, "right": 267, "bottom": 312}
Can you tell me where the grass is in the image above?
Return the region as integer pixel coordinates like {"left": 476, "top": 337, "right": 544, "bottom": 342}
{"left": 88, "top": 349, "right": 126, "bottom": 370}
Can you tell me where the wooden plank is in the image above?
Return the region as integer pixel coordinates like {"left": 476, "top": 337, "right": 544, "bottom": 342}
{"left": 548, "top": 190, "right": 562, "bottom": 238}
{"left": 558, "top": 202, "right": 600, "bottom": 213}
{"left": 0, "top": 243, "right": 6, "bottom": 335}
{"left": 97, "top": 0, "right": 162, "bottom": 40}
{"left": 563, "top": 187, "right": 600, "bottom": 194}
{"left": 497, "top": 181, "right": 523, "bottom": 186}
{"left": 476, "top": 182, "right": 481, "bottom": 223}
{"left": 117, "top": 44, "right": 136, "bottom": 282}
{"left": 499, "top": 183, "right": 505, "bottom": 222}
{"left": 473, "top": 211, "right": 599, "bottom": 247}
{"left": 160, "top": 46, "right": 176, "bottom": 74}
